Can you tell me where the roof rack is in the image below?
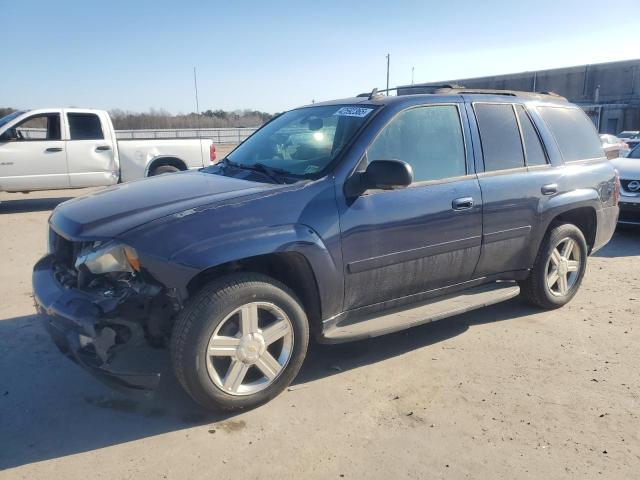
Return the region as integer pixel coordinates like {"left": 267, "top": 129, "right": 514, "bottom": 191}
{"left": 432, "top": 87, "right": 567, "bottom": 100}
{"left": 357, "top": 84, "right": 464, "bottom": 99}
{"left": 357, "top": 85, "right": 567, "bottom": 101}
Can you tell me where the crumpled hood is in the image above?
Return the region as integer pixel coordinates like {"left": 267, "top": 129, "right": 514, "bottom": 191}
{"left": 611, "top": 157, "right": 640, "bottom": 178}
{"left": 50, "top": 171, "right": 279, "bottom": 239}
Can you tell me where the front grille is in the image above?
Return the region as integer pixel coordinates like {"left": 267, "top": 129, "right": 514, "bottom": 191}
{"left": 620, "top": 179, "right": 640, "bottom": 194}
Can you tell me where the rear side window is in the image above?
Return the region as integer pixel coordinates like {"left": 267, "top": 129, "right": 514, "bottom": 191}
{"left": 367, "top": 105, "right": 466, "bottom": 182}
{"left": 68, "top": 113, "right": 104, "bottom": 140}
{"left": 538, "top": 107, "right": 604, "bottom": 161}
{"left": 515, "top": 105, "right": 547, "bottom": 166}
{"left": 474, "top": 103, "right": 524, "bottom": 171}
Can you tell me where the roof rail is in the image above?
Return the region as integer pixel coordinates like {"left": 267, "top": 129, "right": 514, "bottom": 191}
{"left": 433, "top": 87, "right": 567, "bottom": 100}
{"left": 358, "top": 84, "right": 567, "bottom": 101}
{"left": 357, "top": 84, "right": 464, "bottom": 99}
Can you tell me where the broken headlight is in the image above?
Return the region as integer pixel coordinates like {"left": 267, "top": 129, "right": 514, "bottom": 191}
{"left": 75, "top": 242, "right": 140, "bottom": 275}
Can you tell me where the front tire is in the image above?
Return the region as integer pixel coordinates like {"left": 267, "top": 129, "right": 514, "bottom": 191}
{"left": 519, "top": 223, "right": 588, "bottom": 309}
{"left": 170, "top": 273, "right": 309, "bottom": 412}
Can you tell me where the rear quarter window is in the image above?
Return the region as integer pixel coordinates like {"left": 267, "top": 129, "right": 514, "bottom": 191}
{"left": 538, "top": 106, "right": 604, "bottom": 162}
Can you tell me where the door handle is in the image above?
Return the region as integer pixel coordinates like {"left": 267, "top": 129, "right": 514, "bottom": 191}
{"left": 45, "top": 147, "right": 63, "bottom": 153}
{"left": 96, "top": 145, "right": 111, "bottom": 151}
{"left": 452, "top": 197, "right": 474, "bottom": 210}
{"left": 541, "top": 183, "right": 558, "bottom": 195}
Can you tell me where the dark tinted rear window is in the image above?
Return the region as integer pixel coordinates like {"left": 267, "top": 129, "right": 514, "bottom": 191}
{"left": 474, "top": 103, "right": 525, "bottom": 171}
{"left": 515, "top": 105, "right": 547, "bottom": 166}
{"left": 538, "top": 107, "right": 603, "bottom": 161}
{"left": 68, "top": 113, "right": 104, "bottom": 140}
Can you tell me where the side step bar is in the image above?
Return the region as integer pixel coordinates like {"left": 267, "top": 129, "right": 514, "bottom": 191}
{"left": 322, "top": 281, "right": 520, "bottom": 343}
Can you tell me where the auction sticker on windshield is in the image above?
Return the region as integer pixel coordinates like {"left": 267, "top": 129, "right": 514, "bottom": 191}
{"left": 334, "top": 106, "right": 374, "bottom": 117}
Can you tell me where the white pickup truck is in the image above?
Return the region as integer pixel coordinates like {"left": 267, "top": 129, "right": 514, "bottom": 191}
{"left": 0, "top": 108, "right": 215, "bottom": 193}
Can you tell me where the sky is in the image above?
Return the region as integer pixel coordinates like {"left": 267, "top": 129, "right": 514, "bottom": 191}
{"left": 1, "top": 0, "right": 639, "bottom": 114}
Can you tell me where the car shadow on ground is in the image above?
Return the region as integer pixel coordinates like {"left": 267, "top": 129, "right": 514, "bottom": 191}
{"left": 0, "top": 298, "right": 538, "bottom": 470}
{"left": 0, "top": 196, "right": 73, "bottom": 214}
{"left": 592, "top": 226, "right": 639, "bottom": 258}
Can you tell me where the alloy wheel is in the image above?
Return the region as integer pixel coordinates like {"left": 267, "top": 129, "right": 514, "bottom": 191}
{"left": 205, "top": 302, "right": 294, "bottom": 396}
{"left": 545, "top": 237, "right": 581, "bottom": 296}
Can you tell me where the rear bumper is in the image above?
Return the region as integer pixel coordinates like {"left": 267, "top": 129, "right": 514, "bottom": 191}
{"left": 33, "top": 255, "right": 162, "bottom": 391}
{"left": 592, "top": 205, "right": 619, "bottom": 253}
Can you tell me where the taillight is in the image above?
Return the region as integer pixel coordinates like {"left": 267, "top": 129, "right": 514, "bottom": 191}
{"left": 209, "top": 143, "right": 216, "bottom": 163}
{"left": 613, "top": 169, "right": 620, "bottom": 205}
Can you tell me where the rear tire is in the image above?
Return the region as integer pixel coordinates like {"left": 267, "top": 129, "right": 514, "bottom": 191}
{"left": 170, "top": 273, "right": 309, "bottom": 412}
{"left": 150, "top": 165, "right": 180, "bottom": 176}
{"left": 519, "top": 223, "right": 588, "bottom": 309}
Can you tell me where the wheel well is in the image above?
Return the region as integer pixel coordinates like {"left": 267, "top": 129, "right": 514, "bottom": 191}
{"left": 147, "top": 157, "right": 187, "bottom": 176}
{"left": 186, "top": 252, "right": 323, "bottom": 336}
{"left": 552, "top": 207, "right": 597, "bottom": 252}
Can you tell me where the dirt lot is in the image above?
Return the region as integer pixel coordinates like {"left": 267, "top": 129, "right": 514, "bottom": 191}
{"left": 0, "top": 188, "right": 639, "bottom": 479}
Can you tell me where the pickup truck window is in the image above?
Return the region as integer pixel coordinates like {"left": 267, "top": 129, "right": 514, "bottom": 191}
{"left": 68, "top": 113, "right": 104, "bottom": 140}
{"left": 474, "top": 103, "right": 525, "bottom": 171}
{"left": 367, "top": 105, "right": 466, "bottom": 182}
{"left": 12, "top": 113, "right": 61, "bottom": 141}
{"left": 538, "top": 106, "right": 604, "bottom": 161}
{"left": 515, "top": 105, "right": 547, "bottom": 166}
{"left": 225, "top": 104, "right": 375, "bottom": 179}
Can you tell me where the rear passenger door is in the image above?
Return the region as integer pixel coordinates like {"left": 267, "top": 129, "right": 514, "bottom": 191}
{"left": 468, "top": 101, "right": 561, "bottom": 277}
{"left": 65, "top": 111, "right": 118, "bottom": 188}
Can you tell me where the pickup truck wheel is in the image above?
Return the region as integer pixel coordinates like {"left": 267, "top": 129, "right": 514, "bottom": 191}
{"left": 150, "top": 165, "right": 180, "bottom": 176}
{"left": 170, "top": 273, "right": 309, "bottom": 412}
{"left": 519, "top": 223, "right": 588, "bottom": 309}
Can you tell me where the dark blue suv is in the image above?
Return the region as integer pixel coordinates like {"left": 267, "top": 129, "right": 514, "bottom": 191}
{"left": 33, "top": 87, "right": 619, "bottom": 411}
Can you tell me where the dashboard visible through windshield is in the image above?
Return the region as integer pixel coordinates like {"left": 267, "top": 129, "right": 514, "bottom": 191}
{"left": 222, "top": 104, "right": 377, "bottom": 179}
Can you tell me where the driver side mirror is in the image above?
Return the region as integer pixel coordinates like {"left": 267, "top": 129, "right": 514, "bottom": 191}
{"left": 362, "top": 159, "right": 414, "bottom": 190}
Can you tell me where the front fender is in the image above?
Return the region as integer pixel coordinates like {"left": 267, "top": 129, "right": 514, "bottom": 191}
{"left": 171, "top": 223, "right": 343, "bottom": 320}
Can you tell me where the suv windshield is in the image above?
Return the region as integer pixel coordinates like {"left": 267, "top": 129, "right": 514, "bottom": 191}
{"left": 224, "top": 104, "right": 377, "bottom": 179}
{"left": 0, "top": 110, "right": 25, "bottom": 129}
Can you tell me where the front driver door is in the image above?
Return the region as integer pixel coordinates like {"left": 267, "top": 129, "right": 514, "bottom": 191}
{"left": 339, "top": 103, "right": 482, "bottom": 311}
{"left": 0, "top": 111, "right": 69, "bottom": 191}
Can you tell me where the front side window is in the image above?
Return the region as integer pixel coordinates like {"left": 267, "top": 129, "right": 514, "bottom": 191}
{"left": 68, "top": 113, "right": 104, "bottom": 140}
{"left": 11, "top": 113, "right": 61, "bottom": 141}
{"left": 474, "top": 103, "right": 525, "bottom": 171}
{"left": 224, "top": 104, "right": 376, "bottom": 178}
{"left": 367, "top": 105, "right": 466, "bottom": 182}
{"left": 538, "top": 106, "right": 604, "bottom": 161}
{"left": 515, "top": 105, "right": 547, "bottom": 166}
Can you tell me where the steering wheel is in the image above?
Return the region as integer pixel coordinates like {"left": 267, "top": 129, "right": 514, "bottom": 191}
{"left": 14, "top": 129, "right": 24, "bottom": 140}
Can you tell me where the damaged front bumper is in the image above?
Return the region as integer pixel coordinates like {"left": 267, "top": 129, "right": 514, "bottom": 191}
{"left": 33, "top": 255, "right": 164, "bottom": 392}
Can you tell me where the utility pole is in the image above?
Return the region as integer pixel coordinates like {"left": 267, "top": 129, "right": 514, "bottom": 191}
{"left": 193, "top": 66, "right": 201, "bottom": 116}
{"left": 386, "top": 54, "right": 390, "bottom": 95}
{"left": 411, "top": 66, "right": 415, "bottom": 85}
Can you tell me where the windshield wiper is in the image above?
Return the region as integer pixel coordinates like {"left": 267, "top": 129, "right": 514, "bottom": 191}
{"left": 246, "top": 163, "right": 291, "bottom": 183}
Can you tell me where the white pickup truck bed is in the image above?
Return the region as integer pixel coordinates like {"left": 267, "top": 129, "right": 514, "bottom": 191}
{"left": 0, "top": 108, "right": 214, "bottom": 193}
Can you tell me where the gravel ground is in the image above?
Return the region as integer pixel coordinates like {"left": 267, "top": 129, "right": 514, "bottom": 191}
{"left": 0, "top": 188, "right": 638, "bottom": 479}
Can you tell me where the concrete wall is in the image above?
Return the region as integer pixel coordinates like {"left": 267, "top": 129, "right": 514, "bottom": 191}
{"left": 409, "top": 59, "right": 640, "bottom": 133}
